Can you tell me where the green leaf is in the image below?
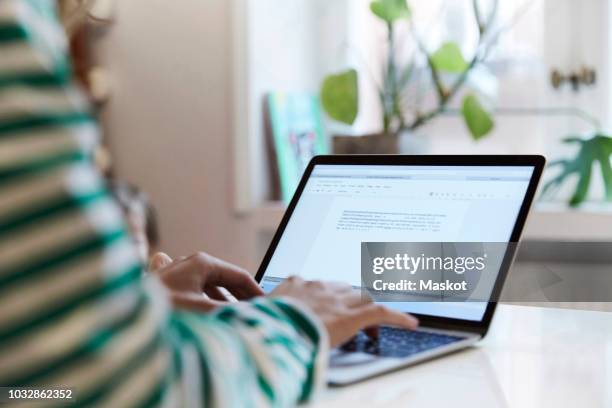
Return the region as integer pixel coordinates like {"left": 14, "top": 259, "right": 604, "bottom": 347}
{"left": 431, "top": 42, "right": 468, "bottom": 73}
{"left": 541, "top": 134, "right": 612, "bottom": 207}
{"left": 320, "top": 69, "right": 359, "bottom": 125}
{"left": 570, "top": 159, "right": 593, "bottom": 206}
{"left": 598, "top": 146, "right": 612, "bottom": 201}
{"left": 461, "top": 94, "right": 494, "bottom": 140}
{"left": 370, "top": 0, "right": 411, "bottom": 23}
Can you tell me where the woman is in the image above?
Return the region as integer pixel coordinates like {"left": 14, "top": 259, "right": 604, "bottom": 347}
{"left": 0, "top": 1, "right": 417, "bottom": 406}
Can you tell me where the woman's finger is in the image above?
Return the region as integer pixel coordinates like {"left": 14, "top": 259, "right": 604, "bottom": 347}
{"left": 204, "top": 255, "right": 264, "bottom": 299}
{"left": 350, "top": 304, "right": 419, "bottom": 332}
{"left": 204, "top": 285, "right": 231, "bottom": 302}
{"left": 149, "top": 252, "right": 173, "bottom": 271}
{"left": 343, "top": 290, "right": 372, "bottom": 307}
{"left": 364, "top": 326, "right": 379, "bottom": 339}
{"left": 161, "top": 252, "right": 264, "bottom": 301}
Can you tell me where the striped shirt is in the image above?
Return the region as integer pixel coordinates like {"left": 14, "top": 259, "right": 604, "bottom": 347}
{"left": 0, "top": 1, "right": 327, "bottom": 406}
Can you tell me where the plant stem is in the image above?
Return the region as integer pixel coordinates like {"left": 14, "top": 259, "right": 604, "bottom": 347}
{"left": 473, "top": 0, "right": 484, "bottom": 34}
{"left": 382, "top": 23, "right": 392, "bottom": 134}
{"left": 382, "top": 21, "right": 406, "bottom": 135}
{"left": 406, "top": 0, "right": 497, "bottom": 132}
{"left": 389, "top": 31, "right": 406, "bottom": 131}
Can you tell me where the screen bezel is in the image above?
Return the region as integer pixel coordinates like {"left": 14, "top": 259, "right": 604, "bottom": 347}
{"left": 255, "top": 155, "right": 546, "bottom": 336}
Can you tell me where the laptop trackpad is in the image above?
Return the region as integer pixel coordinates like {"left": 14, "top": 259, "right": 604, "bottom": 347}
{"left": 330, "top": 350, "right": 382, "bottom": 367}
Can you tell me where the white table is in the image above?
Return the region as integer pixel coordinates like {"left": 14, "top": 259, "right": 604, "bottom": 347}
{"left": 314, "top": 305, "right": 612, "bottom": 408}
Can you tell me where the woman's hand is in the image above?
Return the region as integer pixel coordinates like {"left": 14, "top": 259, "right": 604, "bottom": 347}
{"left": 269, "top": 276, "right": 419, "bottom": 347}
{"left": 150, "top": 252, "right": 264, "bottom": 312}
{"left": 151, "top": 253, "right": 418, "bottom": 347}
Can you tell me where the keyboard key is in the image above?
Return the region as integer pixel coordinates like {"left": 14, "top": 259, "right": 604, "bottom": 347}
{"left": 341, "top": 327, "right": 465, "bottom": 358}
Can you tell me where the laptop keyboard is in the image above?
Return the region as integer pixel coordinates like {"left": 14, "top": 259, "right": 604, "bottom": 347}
{"left": 340, "top": 327, "right": 466, "bottom": 358}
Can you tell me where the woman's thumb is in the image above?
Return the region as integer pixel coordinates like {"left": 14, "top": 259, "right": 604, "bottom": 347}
{"left": 149, "top": 252, "right": 173, "bottom": 271}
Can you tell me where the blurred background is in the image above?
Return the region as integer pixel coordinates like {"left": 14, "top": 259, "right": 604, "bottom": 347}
{"left": 72, "top": 0, "right": 611, "bottom": 271}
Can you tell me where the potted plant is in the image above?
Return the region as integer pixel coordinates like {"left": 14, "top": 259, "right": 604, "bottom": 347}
{"left": 542, "top": 132, "right": 612, "bottom": 207}
{"left": 321, "top": 0, "right": 500, "bottom": 154}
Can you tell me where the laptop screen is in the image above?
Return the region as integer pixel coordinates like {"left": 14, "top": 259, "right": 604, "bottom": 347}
{"left": 260, "top": 164, "right": 535, "bottom": 322}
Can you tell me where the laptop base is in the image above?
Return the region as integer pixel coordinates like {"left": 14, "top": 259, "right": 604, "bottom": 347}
{"left": 328, "top": 328, "right": 481, "bottom": 386}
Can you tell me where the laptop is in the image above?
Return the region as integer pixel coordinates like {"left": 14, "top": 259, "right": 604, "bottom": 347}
{"left": 255, "top": 155, "right": 545, "bottom": 385}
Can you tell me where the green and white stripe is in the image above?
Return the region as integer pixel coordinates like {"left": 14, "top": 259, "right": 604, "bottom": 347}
{"left": 0, "top": 1, "right": 326, "bottom": 406}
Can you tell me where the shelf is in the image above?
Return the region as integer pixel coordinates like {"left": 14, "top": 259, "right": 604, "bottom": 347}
{"left": 525, "top": 203, "right": 612, "bottom": 241}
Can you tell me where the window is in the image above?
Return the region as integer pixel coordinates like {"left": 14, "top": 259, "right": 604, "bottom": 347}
{"left": 233, "top": 0, "right": 612, "bottom": 208}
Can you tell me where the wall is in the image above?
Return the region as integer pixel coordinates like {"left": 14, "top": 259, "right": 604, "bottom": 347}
{"left": 235, "top": 0, "right": 351, "bottom": 209}
{"left": 96, "top": 0, "right": 254, "bottom": 268}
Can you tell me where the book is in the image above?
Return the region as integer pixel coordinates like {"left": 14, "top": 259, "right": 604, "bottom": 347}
{"left": 266, "top": 92, "right": 327, "bottom": 203}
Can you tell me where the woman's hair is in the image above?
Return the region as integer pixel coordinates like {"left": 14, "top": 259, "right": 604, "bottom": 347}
{"left": 57, "top": 0, "right": 96, "bottom": 35}
{"left": 108, "top": 180, "right": 161, "bottom": 250}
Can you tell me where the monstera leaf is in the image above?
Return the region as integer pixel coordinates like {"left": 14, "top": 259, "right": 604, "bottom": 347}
{"left": 370, "top": 0, "right": 411, "bottom": 23}
{"left": 461, "top": 94, "right": 494, "bottom": 140}
{"left": 541, "top": 134, "right": 612, "bottom": 207}
{"left": 320, "top": 69, "right": 359, "bottom": 125}
{"left": 431, "top": 42, "right": 468, "bottom": 73}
